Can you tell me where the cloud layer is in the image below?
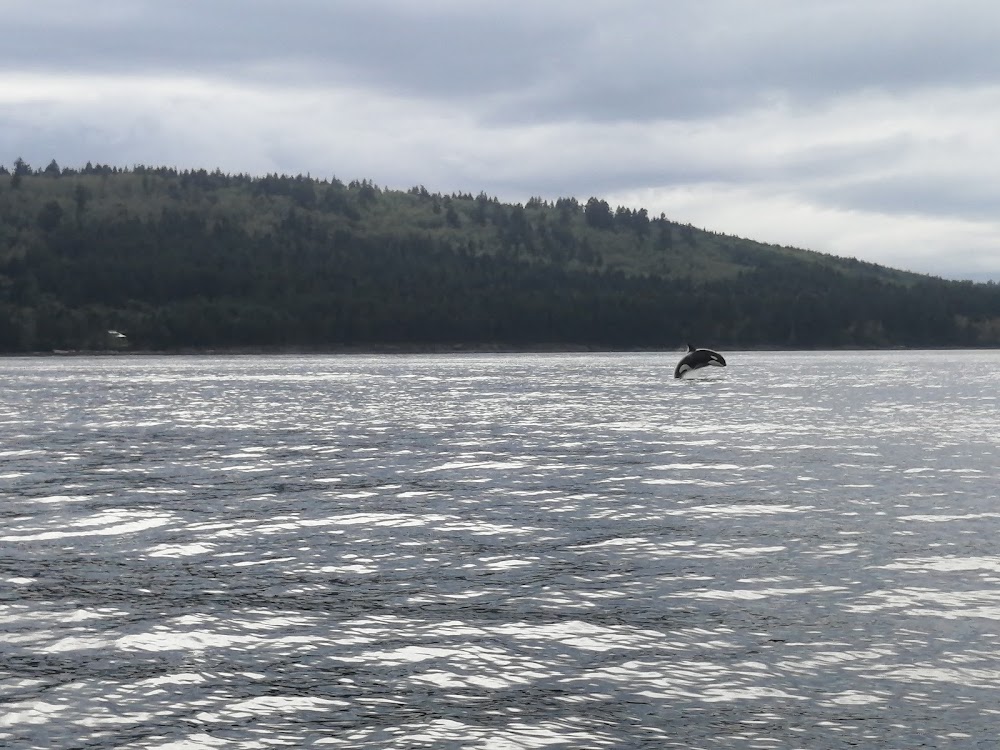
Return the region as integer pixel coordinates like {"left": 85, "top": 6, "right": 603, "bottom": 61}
{"left": 3, "top": 0, "right": 1000, "bottom": 279}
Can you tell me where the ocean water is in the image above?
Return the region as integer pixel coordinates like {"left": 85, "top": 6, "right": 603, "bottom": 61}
{"left": 1, "top": 350, "right": 999, "bottom": 749}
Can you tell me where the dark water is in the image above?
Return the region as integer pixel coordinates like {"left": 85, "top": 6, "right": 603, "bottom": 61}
{"left": 1, "top": 351, "right": 999, "bottom": 749}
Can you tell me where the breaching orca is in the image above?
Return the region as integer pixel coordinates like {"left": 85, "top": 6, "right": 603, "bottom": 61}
{"left": 674, "top": 343, "right": 726, "bottom": 378}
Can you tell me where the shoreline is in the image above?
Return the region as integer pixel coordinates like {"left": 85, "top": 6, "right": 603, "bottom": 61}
{"left": 5, "top": 342, "right": 994, "bottom": 357}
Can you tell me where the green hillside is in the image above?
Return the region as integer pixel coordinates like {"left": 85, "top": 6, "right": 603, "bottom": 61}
{"left": 2, "top": 158, "right": 999, "bottom": 352}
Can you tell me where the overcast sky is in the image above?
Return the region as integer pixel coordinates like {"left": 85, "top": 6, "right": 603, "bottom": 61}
{"left": 3, "top": 0, "right": 999, "bottom": 280}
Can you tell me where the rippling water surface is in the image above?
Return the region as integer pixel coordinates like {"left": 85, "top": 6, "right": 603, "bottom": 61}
{"left": 2, "top": 351, "right": 1000, "bottom": 748}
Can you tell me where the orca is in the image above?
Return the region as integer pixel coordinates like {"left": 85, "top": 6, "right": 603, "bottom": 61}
{"left": 674, "top": 343, "right": 726, "bottom": 378}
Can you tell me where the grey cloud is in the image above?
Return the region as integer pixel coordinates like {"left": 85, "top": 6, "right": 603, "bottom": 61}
{"left": 478, "top": 132, "right": 919, "bottom": 207}
{"left": 812, "top": 175, "right": 1000, "bottom": 223}
{"left": 8, "top": 1, "right": 1000, "bottom": 124}
{"left": 3, "top": 1, "right": 577, "bottom": 99}
{"left": 496, "top": 2, "right": 1000, "bottom": 124}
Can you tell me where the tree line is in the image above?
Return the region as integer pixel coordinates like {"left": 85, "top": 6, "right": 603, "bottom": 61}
{"left": 2, "top": 158, "right": 1000, "bottom": 352}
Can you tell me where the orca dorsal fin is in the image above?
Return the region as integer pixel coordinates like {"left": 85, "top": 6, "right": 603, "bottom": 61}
{"left": 685, "top": 343, "right": 695, "bottom": 352}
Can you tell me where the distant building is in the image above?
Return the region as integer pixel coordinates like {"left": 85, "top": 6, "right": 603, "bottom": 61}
{"left": 107, "top": 330, "right": 128, "bottom": 349}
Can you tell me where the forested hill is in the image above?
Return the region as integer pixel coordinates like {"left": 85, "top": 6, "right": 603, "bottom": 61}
{"left": 2, "top": 158, "right": 1000, "bottom": 352}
